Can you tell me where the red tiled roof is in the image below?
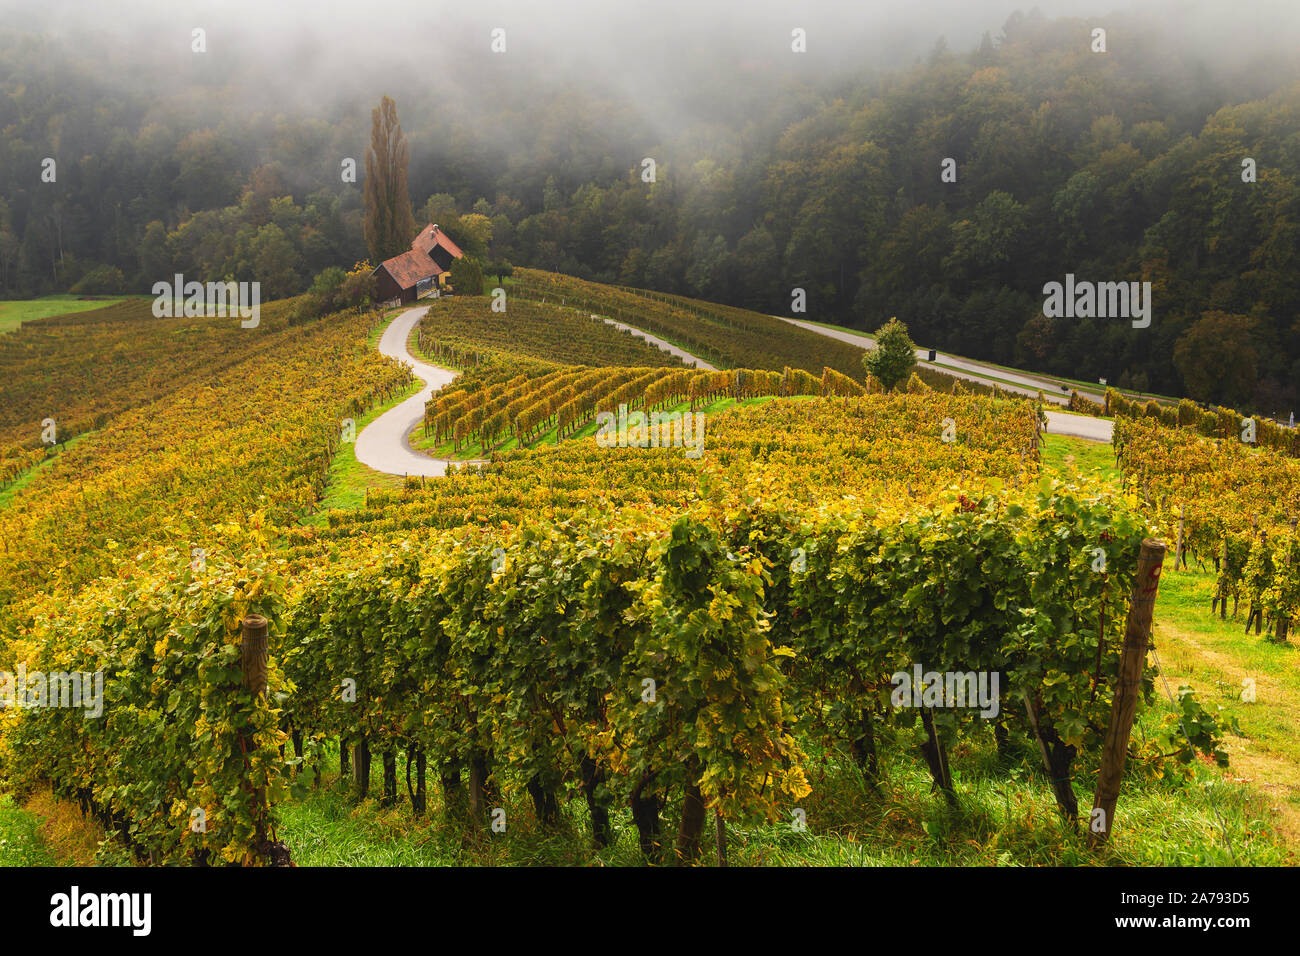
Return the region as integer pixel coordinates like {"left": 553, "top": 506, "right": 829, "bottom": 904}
{"left": 413, "top": 222, "right": 465, "bottom": 261}
{"left": 412, "top": 223, "right": 439, "bottom": 255}
{"left": 431, "top": 228, "right": 463, "bottom": 260}
{"left": 374, "top": 249, "right": 442, "bottom": 289}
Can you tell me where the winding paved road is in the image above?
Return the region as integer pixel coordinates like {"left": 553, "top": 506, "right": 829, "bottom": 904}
{"left": 354, "top": 306, "right": 468, "bottom": 477}
{"left": 355, "top": 305, "right": 1114, "bottom": 479}
{"left": 355, "top": 306, "right": 713, "bottom": 478}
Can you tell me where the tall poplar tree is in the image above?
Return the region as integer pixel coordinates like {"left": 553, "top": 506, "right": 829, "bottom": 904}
{"left": 363, "top": 95, "right": 416, "bottom": 263}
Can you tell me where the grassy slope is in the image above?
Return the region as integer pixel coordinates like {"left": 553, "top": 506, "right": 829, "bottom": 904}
{"left": 0, "top": 295, "right": 135, "bottom": 334}
{"left": 305, "top": 379, "right": 422, "bottom": 520}
{"left": 1152, "top": 564, "right": 1300, "bottom": 849}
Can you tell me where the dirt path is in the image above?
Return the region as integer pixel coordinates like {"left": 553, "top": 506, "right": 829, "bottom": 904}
{"left": 1153, "top": 617, "right": 1300, "bottom": 851}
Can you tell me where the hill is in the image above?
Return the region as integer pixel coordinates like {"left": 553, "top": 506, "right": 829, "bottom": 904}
{"left": 0, "top": 280, "right": 1291, "bottom": 868}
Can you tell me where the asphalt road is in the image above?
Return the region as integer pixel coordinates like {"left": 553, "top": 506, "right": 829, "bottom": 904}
{"left": 600, "top": 316, "right": 719, "bottom": 370}
{"left": 354, "top": 306, "right": 467, "bottom": 477}
{"left": 355, "top": 306, "right": 716, "bottom": 478}
{"left": 778, "top": 317, "right": 1113, "bottom": 442}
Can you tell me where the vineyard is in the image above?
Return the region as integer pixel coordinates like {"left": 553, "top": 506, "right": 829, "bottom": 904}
{"left": 1115, "top": 416, "right": 1300, "bottom": 640}
{"left": 0, "top": 300, "right": 311, "bottom": 488}
{"left": 4, "top": 0, "right": 1300, "bottom": 921}
{"left": 510, "top": 268, "right": 870, "bottom": 376}
{"left": 419, "top": 359, "right": 875, "bottom": 458}
{"left": 0, "top": 287, "right": 1288, "bottom": 869}
{"left": 415, "top": 295, "right": 684, "bottom": 369}
{"left": 5, "top": 438, "right": 1236, "bottom": 865}
{"left": 0, "top": 299, "right": 411, "bottom": 609}
{"left": 287, "top": 392, "right": 1045, "bottom": 557}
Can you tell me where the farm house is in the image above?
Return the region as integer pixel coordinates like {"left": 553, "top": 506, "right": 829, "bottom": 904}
{"left": 372, "top": 223, "right": 465, "bottom": 303}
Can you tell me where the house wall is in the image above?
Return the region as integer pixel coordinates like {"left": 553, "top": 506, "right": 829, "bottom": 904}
{"left": 374, "top": 267, "right": 404, "bottom": 303}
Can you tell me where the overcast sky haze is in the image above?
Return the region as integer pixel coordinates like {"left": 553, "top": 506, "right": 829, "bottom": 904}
{"left": 5, "top": 0, "right": 1294, "bottom": 110}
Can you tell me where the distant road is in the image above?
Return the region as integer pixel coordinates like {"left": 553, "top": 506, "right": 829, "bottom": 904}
{"left": 600, "top": 316, "right": 719, "bottom": 370}
{"left": 1044, "top": 412, "right": 1114, "bottom": 442}
{"left": 354, "top": 307, "right": 478, "bottom": 477}
{"left": 589, "top": 310, "right": 1117, "bottom": 442}
{"left": 778, "top": 317, "right": 1114, "bottom": 442}
{"left": 778, "top": 318, "right": 1109, "bottom": 406}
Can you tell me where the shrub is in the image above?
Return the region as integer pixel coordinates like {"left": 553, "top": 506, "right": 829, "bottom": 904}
{"left": 69, "top": 265, "right": 126, "bottom": 295}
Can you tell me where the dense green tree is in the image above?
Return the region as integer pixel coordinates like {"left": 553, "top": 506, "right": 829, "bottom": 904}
{"left": 1174, "top": 311, "right": 1260, "bottom": 407}
{"left": 450, "top": 257, "right": 484, "bottom": 296}
{"left": 863, "top": 318, "right": 918, "bottom": 391}
{"left": 247, "top": 224, "right": 301, "bottom": 300}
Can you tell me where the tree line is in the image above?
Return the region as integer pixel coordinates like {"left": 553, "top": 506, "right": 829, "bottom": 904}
{"left": 1, "top": 10, "right": 1297, "bottom": 409}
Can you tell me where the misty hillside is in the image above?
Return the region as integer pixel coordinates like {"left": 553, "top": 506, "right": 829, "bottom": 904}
{"left": 1, "top": 2, "right": 1298, "bottom": 408}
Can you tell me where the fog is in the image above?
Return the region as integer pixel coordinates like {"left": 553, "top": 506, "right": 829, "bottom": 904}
{"left": 6, "top": 0, "right": 1298, "bottom": 143}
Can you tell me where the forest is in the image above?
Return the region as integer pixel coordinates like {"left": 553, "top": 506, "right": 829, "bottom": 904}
{"left": 1, "top": 6, "right": 1297, "bottom": 409}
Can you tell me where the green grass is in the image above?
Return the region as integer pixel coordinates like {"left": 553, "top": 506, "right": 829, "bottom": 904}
{"left": 1149, "top": 565, "right": 1300, "bottom": 849}
{"left": 1039, "top": 432, "right": 1120, "bottom": 483}
{"left": 304, "top": 380, "right": 424, "bottom": 521}
{"left": 0, "top": 794, "right": 58, "bottom": 866}
{"left": 0, "top": 295, "right": 135, "bottom": 334}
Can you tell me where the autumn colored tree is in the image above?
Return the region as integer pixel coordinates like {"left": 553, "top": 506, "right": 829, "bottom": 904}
{"left": 455, "top": 213, "right": 494, "bottom": 259}
{"left": 364, "top": 96, "right": 416, "bottom": 264}
{"left": 340, "top": 261, "right": 379, "bottom": 312}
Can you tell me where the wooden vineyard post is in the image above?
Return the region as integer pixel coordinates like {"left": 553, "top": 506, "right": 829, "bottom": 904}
{"left": 1280, "top": 517, "right": 1298, "bottom": 642}
{"left": 1217, "top": 537, "right": 1229, "bottom": 619}
{"left": 1175, "top": 507, "right": 1186, "bottom": 570}
{"left": 1089, "top": 539, "right": 1166, "bottom": 848}
{"left": 240, "top": 614, "right": 272, "bottom": 862}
